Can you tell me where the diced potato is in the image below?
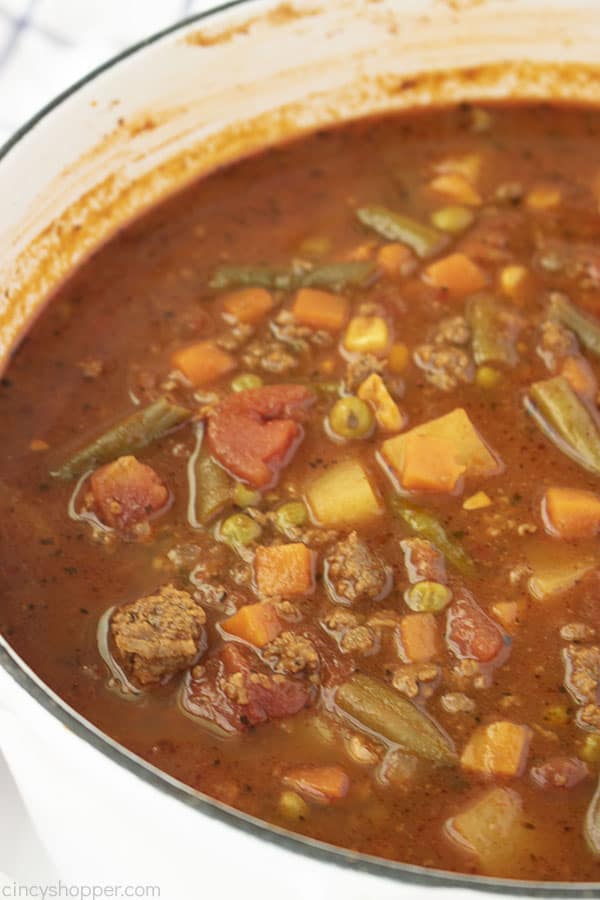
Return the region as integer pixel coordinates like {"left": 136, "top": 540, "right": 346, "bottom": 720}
{"left": 222, "top": 602, "right": 283, "bottom": 646}
{"left": 499, "top": 264, "right": 529, "bottom": 301}
{"left": 222, "top": 287, "right": 274, "bottom": 324}
{"left": 429, "top": 173, "right": 482, "bottom": 206}
{"left": 527, "top": 545, "right": 596, "bottom": 601}
{"left": 255, "top": 543, "right": 315, "bottom": 598}
{"left": 282, "top": 765, "right": 350, "bottom": 804}
{"left": 380, "top": 408, "right": 501, "bottom": 492}
{"left": 434, "top": 153, "right": 482, "bottom": 183}
{"left": 292, "top": 288, "right": 349, "bottom": 333}
{"left": 357, "top": 373, "right": 406, "bottom": 433}
{"left": 398, "top": 612, "right": 439, "bottom": 663}
{"left": 463, "top": 490, "right": 491, "bottom": 510}
{"left": 305, "top": 459, "right": 383, "bottom": 526}
{"left": 461, "top": 721, "right": 531, "bottom": 777}
{"left": 172, "top": 340, "right": 236, "bottom": 387}
{"left": 343, "top": 316, "right": 390, "bottom": 355}
{"left": 398, "top": 433, "right": 466, "bottom": 494}
{"left": 543, "top": 486, "right": 600, "bottom": 539}
{"left": 446, "top": 787, "right": 528, "bottom": 875}
{"left": 526, "top": 184, "right": 561, "bottom": 209}
{"left": 491, "top": 601, "right": 519, "bottom": 632}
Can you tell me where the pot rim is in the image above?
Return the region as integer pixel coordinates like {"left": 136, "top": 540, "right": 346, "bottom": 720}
{"left": 0, "top": 2, "right": 597, "bottom": 893}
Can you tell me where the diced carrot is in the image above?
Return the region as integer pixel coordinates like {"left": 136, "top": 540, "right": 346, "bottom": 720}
{"left": 376, "top": 242, "right": 415, "bottom": 278}
{"left": 560, "top": 355, "right": 597, "bottom": 400}
{"left": 491, "top": 601, "right": 520, "bottom": 632}
{"left": 429, "top": 173, "right": 482, "bottom": 206}
{"left": 388, "top": 342, "right": 410, "bottom": 374}
{"left": 398, "top": 612, "right": 439, "bottom": 663}
{"left": 543, "top": 486, "right": 600, "bottom": 539}
{"left": 221, "top": 602, "right": 283, "bottom": 647}
{"left": 460, "top": 721, "right": 532, "bottom": 777}
{"left": 255, "top": 543, "right": 315, "bottom": 598}
{"left": 172, "top": 340, "right": 236, "bottom": 387}
{"left": 292, "top": 288, "right": 349, "bottom": 333}
{"left": 423, "top": 252, "right": 488, "bottom": 299}
{"left": 283, "top": 765, "right": 349, "bottom": 804}
{"left": 400, "top": 433, "right": 466, "bottom": 493}
{"left": 222, "top": 287, "right": 274, "bottom": 324}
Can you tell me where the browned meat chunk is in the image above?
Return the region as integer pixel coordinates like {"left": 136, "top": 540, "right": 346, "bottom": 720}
{"left": 530, "top": 757, "right": 588, "bottom": 789}
{"left": 400, "top": 538, "right": 447, "bottom": 584}
{"left": 90, "top": 455, "right": 169, "bottom": 532}
{"left": 263, "top": 631, "right": 319, "bottom": 675}
{"left": 563, "top": 643, "right": 600, "bottom": 704}
{"left": 413, "top": 343, "right": 474, "bottom": 392}
{"left": 343, "top": 354, "right": 386, "bottom": 393}
{"left": 325, "top": 532, "right": 391, "bottom": 605}
{"left": 183, "top": 642, "right": 312, "bottom": 733}
{"left": 111, "top": 585, "right": 206, "bottom": 686}
{"left": 537, "top": 319, "right": 578, "bottom": 370}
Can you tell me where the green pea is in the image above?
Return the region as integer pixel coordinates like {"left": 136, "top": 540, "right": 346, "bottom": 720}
{"left": 231, "top": 373, "right": 263, "bottom": 393}
{"left": 404, "top": 581, "right": 452, "bottom": 613}
{"left": 275, "top": 500, "right": 308, "bottom": 532}
{"left": 220, "top": 512, "right": 261, "bottom": 546}
{"left": 233, "top": 482, "right": 261, "bottom": 508}
{"left": 430, "top": 206, "right": 474, "bottom": 234}
{"left": 328, "top": 396, "right": 374, "bottom": 440}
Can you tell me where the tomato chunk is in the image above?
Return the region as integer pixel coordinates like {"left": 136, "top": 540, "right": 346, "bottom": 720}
{"left": 446, "top": 590, "right": 509, "bottom": 664}
{"left": 207, "top": 384, "right": 314, "bottom": 488}
{"left": 90, "top": 455, "right": 169, "bottom": 530}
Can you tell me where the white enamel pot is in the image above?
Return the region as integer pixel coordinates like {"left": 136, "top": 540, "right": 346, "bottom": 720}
{"left": 1, "top": 1, "right": 600, "bottom": 896}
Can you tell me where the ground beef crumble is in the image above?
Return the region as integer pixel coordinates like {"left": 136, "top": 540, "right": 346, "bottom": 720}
{"left": 325, "top": 532, "right": 392, "bottom": 606}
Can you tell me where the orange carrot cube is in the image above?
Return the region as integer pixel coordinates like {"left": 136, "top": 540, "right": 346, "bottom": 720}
{"left": 255, "top": 543, "right": 315, "bottom": 598}
{"left": 222, "top": 287, "right": 274, "bottom": 324}
{"left": 424, "top": 252, "right": 487, "bottom": 299}
{"left": 221, "top": 602, "right": 282, "bottom": 647}
{"left": 543, "top": 486, "right": 600, "bottom": 539}
{"left": 172, "top": 340, "right": 236, "bottom": 386}
{"left": 398, "top": 613, "right": 439, "bottom": 663}
{"left": 292, "top": 288, "right": 349, "bottom": 333}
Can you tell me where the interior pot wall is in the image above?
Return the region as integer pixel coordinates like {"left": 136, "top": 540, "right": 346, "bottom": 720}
{"left": 1, "top": 0, "right": 600, "bottom": 369}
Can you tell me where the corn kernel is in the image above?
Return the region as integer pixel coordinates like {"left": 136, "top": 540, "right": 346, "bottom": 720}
{"left": 581, "top": 734, "right": 600, "bottom": 763}
{"left": 278, "top": 790, "right": 310, "bottom": 820}
{"left": 526, "top": 185, "right": 561, "bottom": 210}
{"left": 344, "top": 316, "right": 389, "bottom": 355}
{"left": 476, "top": 365, "right": 502, "bottom": 390}
{"left": 388, "top": 342, "right": 409, "bottom": 374}
{"left": 430, "top": 205, "right": 475, "bottom": 234}
{"left": 463, "top": 491, "right": 492, "bottom": 511}
{"left": 544, "top": 705, "right": 570, "bottom": 727}
{"left": 499, "top": 265, "right": 529, "bottom": 300}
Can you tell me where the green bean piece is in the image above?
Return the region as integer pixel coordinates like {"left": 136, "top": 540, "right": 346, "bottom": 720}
{"left": 51, "top": 397, "right": 191, "bottom": 480}
{"left": 405, "top": 581, "right": 452, "bottom": 613}
{"left": 336, "top": 674, "right": 457, "bottom": 766}
{"left": 586, "top": 777, "right": 600, "bottom": 855}
{"left": 300, "top": 260, "right": 378, "bottom": 290}
{"left": 548, "top": 292, "right": 600, "bottom": 358}
{"left": 525, "top": 376, "right": 600, "bottom": 476}
{"left": 210, "top": 265, "right": 292, "bottom": 291}
{"left": 187, "top": 425, "right": 232, "bottom": 526}
{"left": 356, "top": 205, "right": 449, "bottom": 259}
{"left": 467, "top": 294, "right": 520, "bottom": 367}
{"left": 389, "top": 496, "right": 474, "bottom": 575}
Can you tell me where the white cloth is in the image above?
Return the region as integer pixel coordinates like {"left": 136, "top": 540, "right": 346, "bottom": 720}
{"left": 0, "top": 0, "right": 217, "bottom": 145}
